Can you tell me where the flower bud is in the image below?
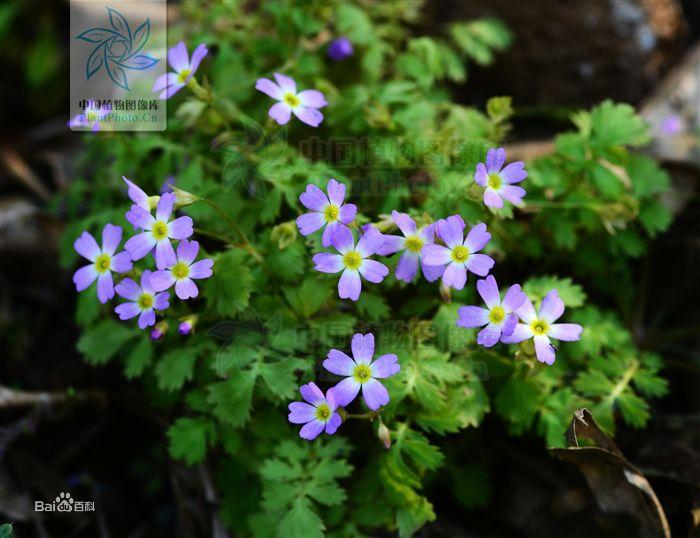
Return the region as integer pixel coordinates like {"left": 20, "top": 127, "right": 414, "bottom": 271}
{"left": 271, "top": 221, "right": 297, "bottom": 250}
{"left": 439, "top": 281, "right": 452, "bottom": 303}
{"left": 377, "top": 422, "right": 391, "bottom": 450}
{"left": 147, "top": 195, "right": 161, "bottom": 211}
{"left": 172, "top": 186, "right": 200, "bottom": 209}
{"left": 327, "top": 37, "right": 354, "bottom": 61}
{"left": 178, "top": 315, "right": 198, "bottom": 335}
{"left": 150, "top": 320, "right": 169, "bottom": 341}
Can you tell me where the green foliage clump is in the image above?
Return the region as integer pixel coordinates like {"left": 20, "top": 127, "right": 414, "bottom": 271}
{"left": 62, "top": 1, "right": 671, "bottom": 535}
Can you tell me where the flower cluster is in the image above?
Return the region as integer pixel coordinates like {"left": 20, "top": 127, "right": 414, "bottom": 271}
{"left": 288, "top": 332, "right": 399, "bottom": 440}
{"left": 72, "top": 177, "right": 213, "bottom": 335}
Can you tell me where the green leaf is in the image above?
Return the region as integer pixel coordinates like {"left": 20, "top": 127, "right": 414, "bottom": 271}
{"left": 123, "top": 337, "right": 153, "bottom": 379}
{"left": 259, "top": 358, "right": 307, "bottom": 400}
{"left": 639, "top": 200, "right": 672, "bottom": 236}
{"left": 167, "top": 417, "right": 214, "bottom": 466}
{"left": 283, "top": 277, "right": 331, "bottom": 318}
{"left": 278, "top": 498, "right": 324, "bottom": 538}
{"left": 523, "top": 275, "right": 586, "bottom": 308}
{"left": 207, "top": 373, "right": 255, "bottom": 428}
{"left": 618, "top": 392, "right": 650, "bottom": 428}
{"left": 495, "top": 374, "right": 540, "bottom": 434}
{"left": 0, "top": 523, "right": 13, "bottom": 538}
{"left": 155, "top": 348, "right": 198, "bottom": 391}
{"left": 335, "top": 4, "right": 373, "bottom": 45}
{"left": 75, "top": 291, "right": 101, "bottom": 327}
{"left": 204, "top": 249, "right": 253, "bottom": 317}
{"left": 589, "top": 100, "right": 650, "bottom": 149}
{"left": 77, "top": 319, "right": 135, "bottom": 365}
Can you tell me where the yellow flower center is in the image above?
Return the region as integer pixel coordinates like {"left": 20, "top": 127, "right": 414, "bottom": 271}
{"left": 530, "top": 319, "right": 550, "bottom": 335}
{"left": 451, "top": 245, "right": 469, "bottom": 263}
{"left": 324, "top": 204, "right": 340, "bottom": 222}
{"left": 343, "top": 251, "right": 362, "bottom": 270}
{"left": 487, "top": 173, "right": 502, "bottom": 190}
{"left": 489, "top": 306, "right": 505, "bottom": 324}
{"left": 94, "top": 253, "right": 111, "bottom": 274}
{"left": 315, "top": 403, "right": 331, "bottom": 421}
{"left": 151, "top": 221, "right": 169, "bottom": 240}
{"left": 283, "top": 92, "right": 300, "bottom": 108}
{"left": 353, "top": 363, "right": 372, "bottom": 384}
{"left": 177, "top": 68, "right": 192, "bottom": 84}
{"left": 137, "top": 293, "right": 154, "bottom": 310}
{"left": 172, "top": 261, "right": 190, "bottom": 280}
{"left": 405, "top": 235, "right": 424, "bottom": 253}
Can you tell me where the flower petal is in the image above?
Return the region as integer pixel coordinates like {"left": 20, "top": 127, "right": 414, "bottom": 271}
{"left": 477, "top": 323, "right": 501, "bottom": 348}
{"left": 500, "top": 323, "right": 533, "bottom": 343}
{"left": 332, "top": 377, "right": 361, "bottom": 407}
{"left": 273, "top": 73, "right": 297, "bottom": 94}
{"left": 395, "top": 252, "right": 419, "bottom": 283}
{"left": 465, "top": 253, "right": 494, "bottom": 277}
{"left": 299, "top": 183, "right": 329, "bottom": 212}
{"left": 96, "top": 272, "right": 114, "bottom": 303}
{"left": 375, "top": 235, "right": 405, "bottom": 256}
{"left": 156, "top": 192, "right": 175, "bottom": 222}
{"left": 125, "top": 204, "right": 155, "bottom": 230}
{"left": 298, "top": 89, "right": 327, "bottom": 108}
{"left": 443, "top": 262, "right": 467, "bottom": 290}
{"left": 361, "top": 379, "right": 390, "bottom": 410}
{"left": 421, "top": 244, "right": 452, "bottom": 266}
{"left": 155, "top": 239, "right": 176, "bottom": 270}
{"left": 296, "top": 212, "right": 325, "bottom": 236}
{"left": 486, "top": 147, "right": 506, "bottom": 174}
{"left": 358, "top": 259, "right": 388, "bottom": 284}
{"left": 101, "top": 224, "right": 122, "bottom": 255}
{"left": 189, "top": 259, "right": 213, "bottom": 279}
{"left": 268, "top": 102, "right": 292, "bottom": 125}
{"left": 391, "top": 210, "right": 417, "bottom": 236}
{"left": 149, "top": 270, "right": 175, "bottom": 292}
{"left": 115, "top": 278, "right": 141, "bottom": 301}
{"left": 300, "top": 382, "right": 325, "bottom": 405}
{"left": 499, "top": 185, "right": 526, "bottom": 205}
{"left": 175, "top": 278, "right": 199, "bottom": 300}
{"left": 338, "top": 269, "right": 361, "bottom": 301}
{"left": 176, "top": 239, "right": 199, "bottom": 264}
{"left": 325, "top": 413, "right": 342, "bottom": 435}
{"left": 419, "top": 223, "right": 436, "bottom": 244}
{"left": 483, "top": 188, "right": 503, "bottom": 208}
{"left": 168, "top": 216, "right": 194, "bottom": 240}
{"left": 436, "top": 217, "right": 464, "bottom": 248}
{"left": 539, "top": 290, "right": 565, "bottom": 323}
{"left": 74, "top": 231, "right": 100, "bottom": 262}
{"left": 464, "top": 223, "right": 491, "bottom": 252}
{"left": 474, "top": 162, "right": 488, "bottom": 186}
{"left": 288, "top": 401, "right": 316, "bottom": 424}
{"left": 502, "top": 284, "right": 526, "bottom": 312}
{"left": 292, "top": 106, "right": 324, "bottom": 127}
{"left": 299, "top": 420, "right": 325, "bottom": 440}
{"left": 514, "top": 296, "right": 537, "bottom": 323}
{"left": 153, "top": 73, "right": 177, "bottom": 93}
{"left": 138, "top": 309, "right": 156, "bottom": 329}
{"left": 331, "top": 225, "right": 354, "bottom": 254}
{"left": 189, "top": 43, "right": 208, "bottom": 74}
{"left": 370, "top": 354, "right": 399, "bottom": 378}
{"left": 313, "top": 252, "right": 344, "bottom": 274}
{"left": 255, "top": 77, "right": 283, "bottom": 100}
{"left": 110, "top": 251, "right": 133, "bottom": 273}
{"left": 168, "top": 41, "right": 189, "bottom": 72}
{"left": 73, "top": 265, "right": 97, "bottom": 291}
{"left": 476, "top": 275, "right": 500, "bottom": 309}
{"left": 549, "top": 323, "right": 583, "bottom": 341}
{"left": 338, "top": 203, "right": 356, "bottom": 224}
{"left": 501, "top": 313, "right": 518, "bottom": 336}
{"left": 534, "top": 335, "right": 556, "bottom": 365}
{"left": 324, "top": 349, "right": 356, "bottom": 376}
{"left": 500, "top": 161, "right": 527, "bottom": 184}
{"left": 351, "top": 333, "right": 375, "bottom": 364}
{"left": 115, "top": 302, "right": 140, "bottom": 320}
{"left": 456, "top": 306, "right": 489, "bottom": 328}
{"left": 326, "top": 179, "right": 345, "bottom": 206}
{"left": 420, "top": 260, "right": 445, "bottom": 282}
{"left": 153, "top": 292, "right": 169, "bottom": 310}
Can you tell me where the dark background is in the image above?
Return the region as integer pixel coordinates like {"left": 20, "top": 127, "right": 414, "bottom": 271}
{"left": 1, "top": 1, "right": 699, "bottom": 536}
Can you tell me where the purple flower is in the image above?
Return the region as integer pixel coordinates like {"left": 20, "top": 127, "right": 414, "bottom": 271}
{"left": 178, "top": 315, "right": 197, "bottom": 335}
{"left": 456, "top": 275, "right": 526, "bottom": 347}
{"left": 288, "top": 382, "right": 342, "bottom": 440}
{"left": 323, "top": 333, "right": 399, "bottom": 410}
{"left": 421, "top": 216, "right": 494, "bottom": 291}
{"left": 114, "top": 270, "right": 169, "bottom": 329}
{"left": 124, "top": 192, "right": 193, "bottom": 269}
{"left": 474, "top": 148, "right": 527, "bottom": 209}
{"left": 153, "top": 42, "right": 208, "bottom": 99}
{"left": 150, "top": 240, "right": 214, "bottom": 300}
{"left": 68, "top": 101, "right": 111, "bottom": 132}
{"left": 73, "top": 224, "right": 133, "bottom": 303}
{"left": 296, "top": 179, "right": 357, "bottom": 247}
{"left": 327, "top": 37, "right": 354, "bottom": 61}
{"left": 501, "top": 290, "right": 584, "bottom": 365}
{"left": 377, "top": 211, "right": 444, "bottom": 283}
{"left": 313, "top": 226, "right": 388, "bottom": 301}
{"left": 151, "top": 320, "right": 168, "bottom": 341}
{"left": 123, "top": 176, "right": 153, "bottom": 212}
{"left": 659, "top": 114, "right": 683, "bottom": 136}
{"left": 255, "top": 73, "right": 327, "bottom": 127}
